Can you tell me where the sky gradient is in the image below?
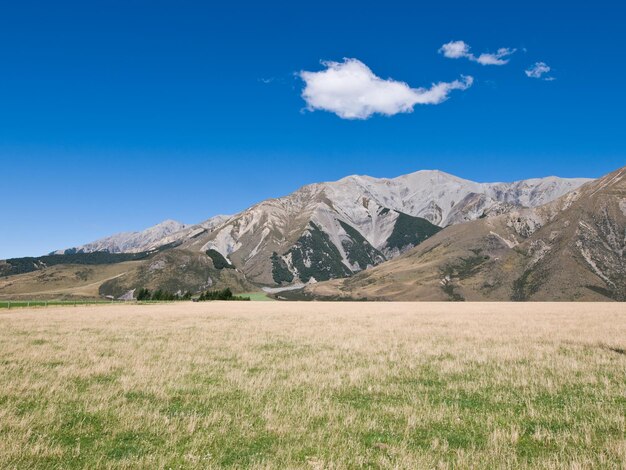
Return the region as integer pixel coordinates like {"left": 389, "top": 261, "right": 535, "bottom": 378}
{"left": 1, "top": 1, "right": 625, "bottom": 258}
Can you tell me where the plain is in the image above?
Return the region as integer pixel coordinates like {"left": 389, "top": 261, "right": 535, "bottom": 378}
{"left": 0, "top": 302, "right": 625, "bottom": 469}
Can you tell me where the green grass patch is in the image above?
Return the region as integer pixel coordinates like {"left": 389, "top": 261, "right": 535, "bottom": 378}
{"left": 0, "top": 300, "right": 119, "bottom": 309}
{"left": 240, "top": 291, "right": 275, "bottom": 301}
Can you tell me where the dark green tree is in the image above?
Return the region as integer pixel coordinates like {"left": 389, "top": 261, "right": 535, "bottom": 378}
{"left": 136, "top": 288, "right": 151, "bottom": 301}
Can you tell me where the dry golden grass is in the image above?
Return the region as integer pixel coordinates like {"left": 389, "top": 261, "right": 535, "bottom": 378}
{"left": 0, "top": 302, "right": 625, "bottom": 469}
{"left": 0, "top": 262, "right": 139, "bottom": 300}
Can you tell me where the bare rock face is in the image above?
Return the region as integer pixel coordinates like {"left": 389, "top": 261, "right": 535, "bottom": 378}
{"left": 182, "top": 170, "right": 589, "bottom": 285}
{"left": 306, "top": 167, "right": 626, "bottom": 301}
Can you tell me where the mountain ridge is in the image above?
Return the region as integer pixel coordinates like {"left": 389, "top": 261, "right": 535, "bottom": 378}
{"left": 165, "top": 170, "right": 590, "bottom": 286}
{"left": 54, "top": 216, "right": 230, "bottom": 255}
{"left": 304, "top": 167, "right": 625, "bottom": 301}
{"left": 48, "top": 169, "right": 592, "bottom": 288}
{"left": 0, "top": 168, "right": 596, "bottom": 300}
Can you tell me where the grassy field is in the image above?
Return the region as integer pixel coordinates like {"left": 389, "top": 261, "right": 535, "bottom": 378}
{"left": 0, "top": 302, "right": 624, "bottom": 469}
{"left": 240, "top": 291, "right": 275, "bottom": 301}
{"left": 0, "top": 299, "right": 120, "bottom": 309}
{"left": 0, "top": 293, "right": 272, "bottom": 309}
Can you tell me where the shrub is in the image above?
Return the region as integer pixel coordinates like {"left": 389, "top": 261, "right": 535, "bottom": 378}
{"left": 136, "top": 288, "right": 151, "bottom": 301}
{"left": 206, "top": 249, "right": 233, "bottom": 269}
{"left": 271, "top": 252, "right": 294, "bottom": 284}
{"left": 151, "top": 289, "right": 178, "bottom": 301}
{"left": 197, "top": 288, "right": 250, "bottom": 301}
{"left": 136, "top": 288, "right": 188, "bottom": 301}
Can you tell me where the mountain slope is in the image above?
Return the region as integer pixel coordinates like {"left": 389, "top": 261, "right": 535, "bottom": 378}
{"left": 41, "top": 169, "right": 591, "bottom": 292}
{"left": 304, "top": 167, "right": 625, "bottom": 301}
{"left": 182, "top": 171, "right": 590, "bottom": 285}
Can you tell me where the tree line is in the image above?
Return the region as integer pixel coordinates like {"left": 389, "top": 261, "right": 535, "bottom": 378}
{"left": 135, "top": 287, "right": 250, "bottom": 301}
{"left": 197, "top": 288, "right": 250, "bottom": 301}
{"left": 136, "top": 288, "right": 192, "bottom": 301}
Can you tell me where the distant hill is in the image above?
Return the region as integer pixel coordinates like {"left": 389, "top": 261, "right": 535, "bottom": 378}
{"left": 0, "top": 251, "right": 155, "bottom": 277}
{"left": 53, "top": 216, "right": 229, "bottom": 255}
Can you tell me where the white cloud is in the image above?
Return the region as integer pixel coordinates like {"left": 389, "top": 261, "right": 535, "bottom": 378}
{"left": 475, "top": 48, "right": 516, "bottom": 65}
{"left": 439, "top": 40, "right": 516, "bottom": 65}
{"left": 299, "top": 58, "right": 473, "bottom": 120}
{"left": 439, "top": 40, "right": 470, "bottom": 59}
{"left": 525, "top": 62, "right": 555, "bottom": 80}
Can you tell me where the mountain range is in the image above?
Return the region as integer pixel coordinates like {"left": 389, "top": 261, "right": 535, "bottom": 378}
{"left": 53, "top": 217, "right": 229, "bottom": 255}
{"left": 55, "top": 171, "right": 588, "bottom": 284}
{"left": 304, "top": 167, "right": 626, "bottom": 301}
{"left": 3, "top": 167, "right": 624, "bottom": 302}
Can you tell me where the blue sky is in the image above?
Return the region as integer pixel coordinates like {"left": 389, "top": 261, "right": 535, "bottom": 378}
{"left": 1, "top": 1, "right": 625, "bottom": 258}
